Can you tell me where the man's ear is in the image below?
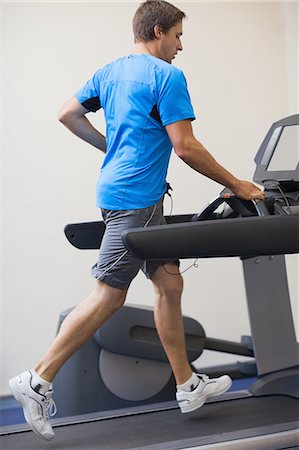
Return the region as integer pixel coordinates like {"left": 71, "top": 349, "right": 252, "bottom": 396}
{"left": 153, "top": 24, "right": 164, "bottom": 39}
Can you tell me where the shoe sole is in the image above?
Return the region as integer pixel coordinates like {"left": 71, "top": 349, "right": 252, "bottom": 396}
{"left": 179, "top": 376, "right": 233, "bottom": 414}
{"left": 9, "top": 377, "right": 54, "bottom": 441}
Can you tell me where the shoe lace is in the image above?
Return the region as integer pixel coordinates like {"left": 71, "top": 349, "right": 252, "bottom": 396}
{"left": 43, "top": 393, "right": 57, "bottom": 419}
{"left": 47, "top": 398, "right": 57, "bottom": 418}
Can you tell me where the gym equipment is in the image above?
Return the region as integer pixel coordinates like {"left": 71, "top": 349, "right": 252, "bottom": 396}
{"left": 1, "top": 395, "right": 298, "bottom": 450}
{"left": 53, "top": 305, "right": 197, "bottom": 417}
{"left": 123, "top": 114, "right": 299, "bottom": 400}
{"left": 58, "top": 112, "right": 299, "bottom": 430}
{"left": 122, "top": 205, "right": 298, "bottom": 259}
{"left": 2, "top": 115, "right": 299, "bottom": 449}
{"left": 52, "top": 303, "right": 255, "bottom": 418}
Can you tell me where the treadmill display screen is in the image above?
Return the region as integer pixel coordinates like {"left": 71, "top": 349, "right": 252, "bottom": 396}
{"left": 267, "top": 124, "right": 299, "bottom": 171}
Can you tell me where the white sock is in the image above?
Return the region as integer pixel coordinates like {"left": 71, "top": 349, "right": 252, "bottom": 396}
{"left": 177, "top": 372, "right": 200, "bottom": 392}
{"left": 30, "top": 369, "right": 52, "bottom": 394}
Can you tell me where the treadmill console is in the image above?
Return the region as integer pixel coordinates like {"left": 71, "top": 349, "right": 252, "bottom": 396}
{"left": 253, "top": 114, "right": 299, "bottom": 215}
{"left": 253, "top": 114, "right": 299, "bottom": 193}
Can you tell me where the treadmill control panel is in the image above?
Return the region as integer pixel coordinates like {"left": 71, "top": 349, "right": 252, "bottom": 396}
{"left": 253, "top": 114, "right": 299, "bottom": 191}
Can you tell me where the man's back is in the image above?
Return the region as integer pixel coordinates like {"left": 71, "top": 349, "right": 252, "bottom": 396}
{"left": 75, "top": 54, "right": 195, "bottom": 210}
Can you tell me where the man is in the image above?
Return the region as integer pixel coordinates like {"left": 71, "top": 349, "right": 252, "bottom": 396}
{"left": 9, "top": 0, "right": 264, "bottom": 441}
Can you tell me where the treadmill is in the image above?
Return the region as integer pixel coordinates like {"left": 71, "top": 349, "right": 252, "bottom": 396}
{"left": 1, "top": 115, "right": 299, "bottom": 449}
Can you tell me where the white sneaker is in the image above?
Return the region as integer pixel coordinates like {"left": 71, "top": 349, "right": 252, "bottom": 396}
{"left": 9, "top": 371, "right": 57, "bottom": 440}
{"left": 176, "top": 373, "right": 232, "bottom": 413}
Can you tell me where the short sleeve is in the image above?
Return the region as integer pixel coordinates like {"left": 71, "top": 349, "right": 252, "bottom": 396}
{"left": 74, "top": 70, "right": 102, "bottom": 112}
{"left": 156, "top": 68, "right": 195, "bottom": 126}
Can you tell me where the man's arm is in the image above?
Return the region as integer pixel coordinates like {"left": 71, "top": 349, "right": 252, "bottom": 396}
{"left": 166, "top": 120, "right": 264, "bottom": 201}
{"left": 58, "top": 97, "right": 106, "bottom": 153}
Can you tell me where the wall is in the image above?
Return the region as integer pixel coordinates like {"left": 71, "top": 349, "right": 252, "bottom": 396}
{"left": 1, "top": 1, "right": 298, "bottom": 396}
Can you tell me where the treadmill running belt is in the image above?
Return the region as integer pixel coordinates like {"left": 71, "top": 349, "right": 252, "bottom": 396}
{"left": 1, "top": 396, "right": 298, "bottom": 450}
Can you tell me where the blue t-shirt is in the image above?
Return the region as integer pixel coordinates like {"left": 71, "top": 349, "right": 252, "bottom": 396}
{"left": 75, "top": 54, "right": 195, "bottom": 210}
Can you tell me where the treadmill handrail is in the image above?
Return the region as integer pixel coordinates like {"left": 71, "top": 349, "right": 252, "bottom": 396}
{"left": 122, "top": 215, "right": 299, "bottom": 260}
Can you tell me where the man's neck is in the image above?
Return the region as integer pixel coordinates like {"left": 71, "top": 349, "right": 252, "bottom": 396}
{"left": 135, "top": 41, "right": 159, "bottom": 59}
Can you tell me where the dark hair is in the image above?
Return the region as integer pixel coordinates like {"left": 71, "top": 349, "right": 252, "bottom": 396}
{"left": 133, "top": 0, "right": 186, "bottom": 43}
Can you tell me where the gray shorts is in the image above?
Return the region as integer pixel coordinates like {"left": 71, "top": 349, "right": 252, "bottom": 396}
{"left": 92, "top": 198, "right": 177, "bottom": 290}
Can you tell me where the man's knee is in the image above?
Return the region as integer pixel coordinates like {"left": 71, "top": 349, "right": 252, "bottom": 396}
{"left": 91, "top": 279, "right": 127, "bottom": 311}
{"left": 152, "top": 266, "right": 184, "bottom": 301}
{"left": 163, "top": 276, "right": 183, "bottom": 300}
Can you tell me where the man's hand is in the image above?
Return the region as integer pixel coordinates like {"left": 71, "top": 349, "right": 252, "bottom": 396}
{"left": 231, "top": 180, "right": 265, "bottom": 201}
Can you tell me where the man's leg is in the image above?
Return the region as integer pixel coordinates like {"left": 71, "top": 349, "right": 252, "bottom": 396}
{"left": 9, "top": 280, "right": 127, "bottom": 440}
{"left": 150, "top": 263, "right": 192, "bottom": 385}
{"left": 151, "top": 263, "right": 232, "bottom": 414}
{"left": 35, "top": 280, "right": 127, "bottom": 381}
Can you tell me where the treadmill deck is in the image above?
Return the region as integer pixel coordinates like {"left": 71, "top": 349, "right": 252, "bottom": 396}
{"left": 1, "top": 395, "right": 298, "bottom": 450}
